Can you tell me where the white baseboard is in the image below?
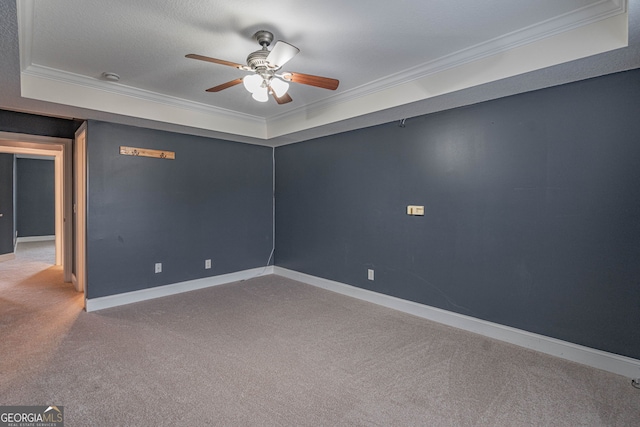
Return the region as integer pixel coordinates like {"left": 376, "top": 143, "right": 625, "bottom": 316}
{"left": 85, "top": 266, "right": 274, "bottom": 312}
{"left": 274, "top": 267, "right": 640, "bottom": 379}
{"left": 0, "top": 252, "right": 16, "bottom": 262}
{"left": 16, "top": 235, "right": 55, "bottom": 243}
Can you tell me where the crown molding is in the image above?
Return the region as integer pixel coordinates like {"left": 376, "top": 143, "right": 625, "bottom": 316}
{"left": 266, "top": 2, "right": 628, "bottom": 139}
{"left": 22, "top": 64, "right": 263, "bottom": 123}
{"left": 17, "top": 0, "right": 628, "bottom": 141}
{"left": 269, "top": 0, "right": 627, "bottom": 124}
{"left": 16, "top": 0, "right": 34, "bottom": 72}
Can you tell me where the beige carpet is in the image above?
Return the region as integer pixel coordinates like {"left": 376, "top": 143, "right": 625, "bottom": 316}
{"left": 1, "top": 242, "right": 638, "bottom": 426}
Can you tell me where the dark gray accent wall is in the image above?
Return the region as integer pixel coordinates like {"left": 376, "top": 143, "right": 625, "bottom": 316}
{"left": 86, "top": 121, "right": 273, "bottom": 299}
{"left": 275, "top": 69, "right": 640, "bottom": 360}
{"left": 16, "top": 158, "right": 55, "bottom": 237}
{"left": 0, "top": 109, "right": 81, "bottom": 138}
{"left": 0, "top": 153, "right": 14, "bottom": 255}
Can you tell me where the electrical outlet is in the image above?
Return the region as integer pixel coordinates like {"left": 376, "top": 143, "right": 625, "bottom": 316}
{"left": 205, "top": 259, "right": 212, "bottom": 269}
{"left": 155, "top": 262, "right": 162, "bottom": 273}
{"left": 368, "top": 269, "right": 374, "bottom": 281}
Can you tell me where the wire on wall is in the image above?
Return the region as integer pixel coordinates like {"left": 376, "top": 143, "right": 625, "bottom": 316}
{"left": 267, "top": 146, "right": 275, "bottom": 266}
{"left": 245, "top": 148, "right": 275, "bottom": 281}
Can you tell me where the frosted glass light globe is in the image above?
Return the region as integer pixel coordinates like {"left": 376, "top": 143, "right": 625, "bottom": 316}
{"left": 243, "top": 74, "right": 263, "bottom": 93}
{"left": 252, "top": 87, "right": 269, "bottom": 102}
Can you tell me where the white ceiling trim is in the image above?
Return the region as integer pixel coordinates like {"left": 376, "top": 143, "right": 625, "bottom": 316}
{"left": 16, "top": 0, "right": 33, "bottom": 72}
{"left": 267, "top": 11, "right": 628, "bottom": 140}
{"left": 19, "top": 70, "right": 268, "bottom": 139}
{"left": 17, "top": 0, "right": 628, "bottom": 141}
{"left": 22, "top": 64, "right": 265, "bottom": 124}
{"left": 269, "top": 0, "right": 627, "bottom": 123}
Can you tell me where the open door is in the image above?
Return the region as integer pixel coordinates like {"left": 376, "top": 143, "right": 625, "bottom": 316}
{"left": 73, "top": 123, "right": 87, "bottom": 296}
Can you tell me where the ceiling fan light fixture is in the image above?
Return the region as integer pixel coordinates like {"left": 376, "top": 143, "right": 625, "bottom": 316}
{"left": 252, "top": 87, "right": 269, "bottom": 102}
{"left": 186, "top": 30, "right": 338, "bottom": 105}
{"left": 243, "top": 74, "right": 263, "bottom": 93}
{"left": 270, "top": 78, "right": 289, "bottom": 98}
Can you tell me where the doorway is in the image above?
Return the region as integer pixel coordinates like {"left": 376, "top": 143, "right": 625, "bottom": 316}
{"left": 0, "top": 131, "right": 74, "bottom": 285}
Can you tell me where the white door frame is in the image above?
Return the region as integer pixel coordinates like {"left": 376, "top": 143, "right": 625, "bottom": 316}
{"left": 0, "top": 131, "right": 73, "bottom": 283}
{"left": 73, "top": 123, "right": 87, "bottom": 296}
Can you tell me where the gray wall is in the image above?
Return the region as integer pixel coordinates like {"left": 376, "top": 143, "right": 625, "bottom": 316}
{"left": 85, "top": 121, "right": 274, "bottom": 299}
{"left": 275, "top": 69, "right": 640, "bottom": 360}
{"left": 0, "top": 109, "right": 81, "bottom": 138}
{"left": 16, "top": 158, "right": 55, "bottom": 237}
{"left": 0, "top": 153, "right": 14, "bottom": 255}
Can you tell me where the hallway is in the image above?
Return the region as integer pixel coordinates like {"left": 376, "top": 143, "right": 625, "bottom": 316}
{"left": 0, "top": 240, "right": 83, "bottom": 390}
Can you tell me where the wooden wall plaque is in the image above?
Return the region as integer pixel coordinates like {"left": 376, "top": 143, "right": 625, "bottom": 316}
{"left": 120, "top": 146, "right": 175, "bottom": 160}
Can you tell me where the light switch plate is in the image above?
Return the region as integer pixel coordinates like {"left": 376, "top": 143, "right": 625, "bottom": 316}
{"left": 407, "top": 205, "right": 425, "bottom": 216}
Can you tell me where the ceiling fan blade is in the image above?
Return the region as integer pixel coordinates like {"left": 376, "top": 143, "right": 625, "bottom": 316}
{"left": 206, "top": 78, "right": 243, "bottom": 92}
{"left": 282, "top": 72, "right": 339, "bottom": 90}
{"left": 186, "top": 54, "right": 246, "bottom": 70}
{"left": 271, "top": 89, "right": 293, "bottom": 105}
{"left": 266, "top": 41, "right": 300, "bottom": 68}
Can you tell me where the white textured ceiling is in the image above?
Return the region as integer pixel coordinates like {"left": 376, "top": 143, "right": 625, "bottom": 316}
{"left": 27, "top": 0, "right": 600, "bottom": 116}
{"left": 1, "top": 0, "right": 639, "bottom": 146}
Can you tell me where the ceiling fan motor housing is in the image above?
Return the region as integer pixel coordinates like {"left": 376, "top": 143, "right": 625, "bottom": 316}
{"left": 246, "top": 49, "right": 271, "bottom": 70}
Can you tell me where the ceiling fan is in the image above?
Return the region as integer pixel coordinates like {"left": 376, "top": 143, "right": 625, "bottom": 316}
{"left": 186, "top": 30, "right": 339, "bottom": 104}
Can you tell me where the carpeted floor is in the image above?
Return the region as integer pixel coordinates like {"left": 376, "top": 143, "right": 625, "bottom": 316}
{"left": 1, "top": 242, "right": 638, "bottom": 426}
